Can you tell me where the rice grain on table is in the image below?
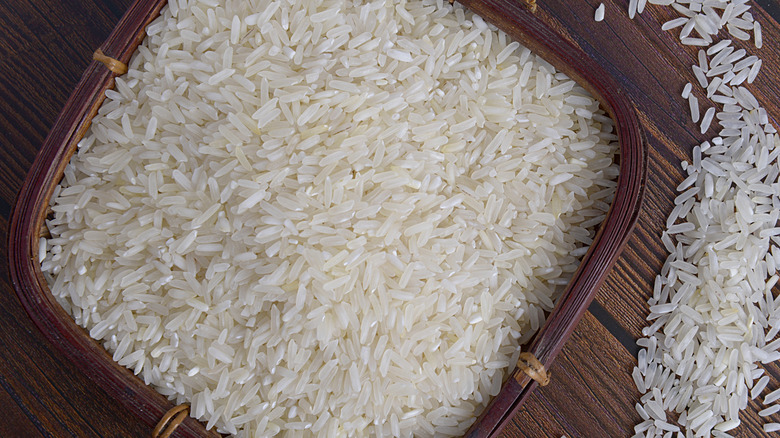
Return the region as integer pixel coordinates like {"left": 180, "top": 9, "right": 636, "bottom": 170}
{"left": 626, "top": 1, "right": 780, "bottom": 437}
{"left": 689, "top": 95, "right": 700, "bottom": 123}
{"left": 595, "top": 3, "right": 606, "bottom": 22}
{"left": 42, "top": 0, "right": 619, "bottom": 436}
{"left": 699, "top": 106, "right": 716, "bottom": 133}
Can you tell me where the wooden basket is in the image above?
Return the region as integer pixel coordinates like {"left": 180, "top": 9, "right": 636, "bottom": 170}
{"left": 8, "top": 0, "right": 646, "bottom": 436}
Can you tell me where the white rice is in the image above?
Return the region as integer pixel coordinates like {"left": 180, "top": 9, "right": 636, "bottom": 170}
{"left": 766, "top": 423, "right": 780, "bottom": 433}
{"left": 627, "top": 1, "right": 780, "bottom": 437}
{"left": 595, "top": 3, "right": 606, "bottom": 22}
{"left": 689, "top": 94, "right": 700, "bottom": 123}
{"left": 700, "top": 107, "right": 715, "bottom": 133}
{"left": 43, "top": 0, "right": 618, "bottom": 436}
{"left": 681, "top": 82, "right": 692, "bottom": 99}
{"left": 752, "top": 375, "right": 770, "bottom": 399}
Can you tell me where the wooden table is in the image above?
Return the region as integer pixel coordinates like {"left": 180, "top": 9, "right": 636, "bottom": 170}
{"left": 1, "top": 1, "right": 779, "bottom": 437}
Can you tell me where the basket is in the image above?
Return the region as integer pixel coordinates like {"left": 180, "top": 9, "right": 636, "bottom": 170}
{"left": 8, "top": 0, "right": 646, "bottom": 436}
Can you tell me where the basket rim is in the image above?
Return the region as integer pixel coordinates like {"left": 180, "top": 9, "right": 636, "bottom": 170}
{"left": 460, "top": 1, "right": 646, "bottom": 435}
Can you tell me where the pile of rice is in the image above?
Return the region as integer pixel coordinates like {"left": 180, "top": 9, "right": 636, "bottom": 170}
{"left": 614, "top": 1, "right": 780, "bottom": 437}
{"left": 41, "top": 0, "right": 618, "bottom": 435}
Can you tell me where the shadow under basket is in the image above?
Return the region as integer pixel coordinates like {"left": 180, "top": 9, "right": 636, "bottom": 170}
{"left": 8, "top": 0, "right": 647, "bottom": 436}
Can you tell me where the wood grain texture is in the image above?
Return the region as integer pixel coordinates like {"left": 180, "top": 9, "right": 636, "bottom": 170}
{"left": 0, "top": 1, "right": 778, "bottom": 438}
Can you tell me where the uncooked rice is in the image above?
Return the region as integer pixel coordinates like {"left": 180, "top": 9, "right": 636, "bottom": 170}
{"left": 627, "top": 1, "right": 780, "bottom": 437}
{"left": 595, "top": 3, "right": 606, "bottom": 22}
{"left": 41, "top": 0, "right": 619, "bottom": 436}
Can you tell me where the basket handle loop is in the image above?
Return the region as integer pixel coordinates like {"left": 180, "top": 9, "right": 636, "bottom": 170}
{"left": 515, "top": 352, "right": 550, "bottom": 386}
{"left": 93, "top": 49, "right": 128, "bottom": 75}
{"left": 152, "top": 404, "right": 189, "bottom": 438}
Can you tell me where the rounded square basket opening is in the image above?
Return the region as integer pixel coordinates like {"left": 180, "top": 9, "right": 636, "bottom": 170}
{"left": 9, "top": 0, "right": 647, "bottom": 436}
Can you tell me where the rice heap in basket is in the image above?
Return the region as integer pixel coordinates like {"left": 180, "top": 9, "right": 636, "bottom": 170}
{"left": 41, "top": 0, "right": 617, "bottom": 435}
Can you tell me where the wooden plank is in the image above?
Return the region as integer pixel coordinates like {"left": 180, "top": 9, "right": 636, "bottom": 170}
{"left": 503, "top": 311, "right": 643, "bottom": 438}
{"left": 0, "top": 218, "right": 149, "bottom": 437}
{"left": 0, "top": 0, "right": 132, "bottom": 207}
{"left": 0, "top": 372, "right": 46, "bottom": 438}
{"left": 0, "top": 0, "right": 148, "bottom": 436}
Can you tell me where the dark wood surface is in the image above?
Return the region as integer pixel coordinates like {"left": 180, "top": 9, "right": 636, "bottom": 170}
{"left": 0, "top": 1, "right": 778, "bottom": 437}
